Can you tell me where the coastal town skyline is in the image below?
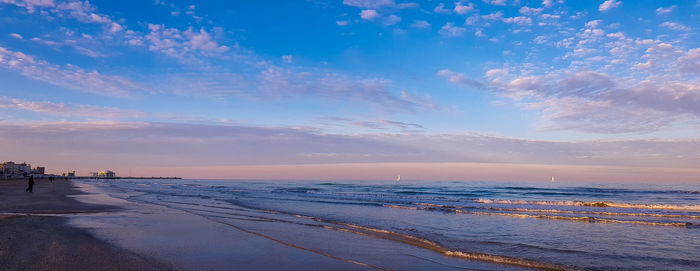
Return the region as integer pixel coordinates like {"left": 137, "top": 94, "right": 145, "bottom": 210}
{"left": 0, "top": 160, "right": 111, "bottom": 178}
{"left": 1, "top": 0, "right": 699, "bottom": 182}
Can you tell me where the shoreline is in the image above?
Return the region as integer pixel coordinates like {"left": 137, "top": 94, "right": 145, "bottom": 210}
{"left": 68, "top": 179, "right": 552, "bottom": 271}
{"left": 0, "top": 179, "right": 170, "bottom": 271}
{"left": 2, "top": 178, "right": 563, "bottom": 270}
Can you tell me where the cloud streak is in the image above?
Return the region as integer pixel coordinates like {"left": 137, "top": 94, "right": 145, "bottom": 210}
{"left": 257, "top": 66, "right": 437, "bottom": 112}
{"left": 0, "top": 47, "right": 146, "bottom": 96}
{"left": 0, "top": 97, "right": 146, "bottom": 119}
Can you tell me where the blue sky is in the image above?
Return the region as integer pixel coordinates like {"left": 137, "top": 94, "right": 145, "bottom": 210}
{"left": 0, "top": 0, "right": 699, "bottom": 181}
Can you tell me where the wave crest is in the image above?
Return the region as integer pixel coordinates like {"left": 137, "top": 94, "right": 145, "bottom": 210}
{"left": 474, "top": 199, "right": 700, "bottom": 212}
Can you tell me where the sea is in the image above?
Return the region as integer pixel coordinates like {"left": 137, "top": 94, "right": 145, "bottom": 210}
{"left": 75, "top": 179, "right": 700, "bottom": 270}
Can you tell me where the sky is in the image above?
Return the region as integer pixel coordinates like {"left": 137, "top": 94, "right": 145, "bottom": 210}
{"left": 0, "top": 0, "right": 698, "bottom": 182}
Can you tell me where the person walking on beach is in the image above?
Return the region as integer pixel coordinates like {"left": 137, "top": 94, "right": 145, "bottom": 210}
{"left": 26, "top": 175, "right": 35, "bottom": 193}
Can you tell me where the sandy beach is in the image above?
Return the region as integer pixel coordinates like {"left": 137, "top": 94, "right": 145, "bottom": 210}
{"left": 0, "top": 179, "right": 170, "bottom": 271}
{"left": 1, "top": 178, "right": 542, "bottom": 271}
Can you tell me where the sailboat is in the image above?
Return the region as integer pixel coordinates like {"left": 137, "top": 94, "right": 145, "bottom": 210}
{"left": 397, "top": 175, "right": 401, "bottom": 182}
{"left": 551, "top": 176, "right": 555, "bottom": 182}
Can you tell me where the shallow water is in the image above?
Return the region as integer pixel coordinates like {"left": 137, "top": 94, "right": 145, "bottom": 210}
{"left": 77, "top": 179, "right": 700, "bottom": 270}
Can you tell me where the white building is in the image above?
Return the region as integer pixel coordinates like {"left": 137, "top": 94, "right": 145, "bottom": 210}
{"left": 1, "top": 161, "right": 31, "bottom": 176}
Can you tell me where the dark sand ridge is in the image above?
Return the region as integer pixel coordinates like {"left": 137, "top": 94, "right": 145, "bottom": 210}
{"left": 0, "top": 179, "right": 171, "bottom": 271}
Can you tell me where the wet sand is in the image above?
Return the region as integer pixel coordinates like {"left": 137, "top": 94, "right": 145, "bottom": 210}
{"left": 0, "top": 179, "right": 170, "bottom": 271}
{"left": 68, "top": 181, "right": 538, "bottom": 271}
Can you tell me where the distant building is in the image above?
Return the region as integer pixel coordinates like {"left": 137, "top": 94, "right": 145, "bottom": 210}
{"left": 32, "top": 167, "right": 45, "bottom": 175}
{"left": 97, "top": 170, "right": 116, "bottom": 178}
{"left": 1, "top": 161, "right": 31, "bottom": 176}
{"left": 62, "top": 171, "right": 76, "bottom": 177}
{"left": 89, "top": 170, "right": 116, "bottom": 178}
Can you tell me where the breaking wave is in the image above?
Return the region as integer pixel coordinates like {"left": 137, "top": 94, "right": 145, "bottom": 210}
{"left": 474, "top": 199, "right": 700, "bottom": 212}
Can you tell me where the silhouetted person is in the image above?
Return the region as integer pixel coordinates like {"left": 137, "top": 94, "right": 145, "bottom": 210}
{"left": 26, "top": 175, "right": 34, "bottom": 193}
{"left": 49, "top": 176, "right": 54, "bottom": 183}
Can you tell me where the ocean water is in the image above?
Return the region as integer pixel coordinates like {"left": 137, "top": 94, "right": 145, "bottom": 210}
{"left": 77, "top": 179, "right": 700, "bottom": 270}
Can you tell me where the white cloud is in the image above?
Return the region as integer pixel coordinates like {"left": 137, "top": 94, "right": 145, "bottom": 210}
{"left": 53, "top": 1, "right": 124, "bottom": 33}
{"left": 109, "top": 22, "right": 123, "bottom": 33}
{"left": 144, "top": 25, "right": 229, "bottom": 58}
{"left": 87, "top": 12, "right": 110, "bottom": 23}
{"left": 465, "top": 15, "right": 479, "bottom": 25}
{"left": 439, "top": 23, "right": 466, "bottom": 37}
{"left": 3, "top": 0, "right": 126, "bottom": 36}
{"left": 396, "top": 2, "right": 418, "bottom": 9}
{"left": 336, "top": 20, "right": 350, "bottom": 26}
{"left": 30, "top": 37, "right": 58, "bottom": 46}
{"left": 360, "top": 9, "right": 379, "bottom": 20}
{"left": 437, "top": 69, "right": 483, "bottom": 87}
{"left": 9, "top": 33, "right": 23, "bottom": 39}
{"left": 655, "top": 5, "right": 675, "bottom": 15}
{"left": 539, "top": 13, "right": 560, "bottom": 20}
{"left": 411, "top": 20, "right": 431, "bottom": 29}
{"left": 282, "top": 55, "right": 293, "bottom": 63}
{"left": 598, "top": 0, "right": 621, "bottom": 12}
{"left": 481, "top": 11, "right": 504, "bottom": 21}
{"left": 486, "top": 69, "right": 508, "bottom": 78}
{"left": 502, "top": 16, "right": 532, "bottom": 25}
{"left": 185, "top": 28, "right": 229, "bottom": 53}
{"left": 534, "top": 35, "right": 547, "bottom": 44}
{"left": 677, "top": 48, "right": 700, "bottom": 74}
{"left": 634, "top": 61, "right": 652, "bottom": 69}
{"left": 483, "top": 0, "right": 507, "bottom": 6}
{"left": 660, "top": 22, "right": 691, "bottom": 31}
{"left": 384, "top": 14, "right": 401, "bottom": 25}
{"left": 606, "top": 32, "right": 625, "bottom": 39}
{"left": 0, "top": 0, "right": 54, "bottom": 13}
{"left": 585, "top": 19, "right": 602, "bottom": 28}
{"left": 343, "top": 0, "right": 394, "bottom": 8}
{"left": 542, "top": 0, "right": 554, "bottom": 7}
{"left": 434, "top": 3, "right": 450, "bottom": 13}
{"left": 454, "top": 2, "right": 474, "bottom": 14}
{"left": 519, "top": 6, "right": 543, "bottom": 15}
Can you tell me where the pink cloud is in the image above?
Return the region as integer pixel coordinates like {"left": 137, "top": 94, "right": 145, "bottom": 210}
{"left": 0, "top": 97, "right": 146, "bottom": 119}
{"left": 1, "top": 121, "right": 698, "bottom": 180}
{"left": 360, "top": 9, "right": 379, "bottom": 20}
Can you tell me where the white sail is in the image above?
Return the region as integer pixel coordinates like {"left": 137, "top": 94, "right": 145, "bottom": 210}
{"left": 397, "top": 175, "right": 401, "bottom": 181}
{"left": 551, "top": 176, "right": 555, "bottom": 182}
